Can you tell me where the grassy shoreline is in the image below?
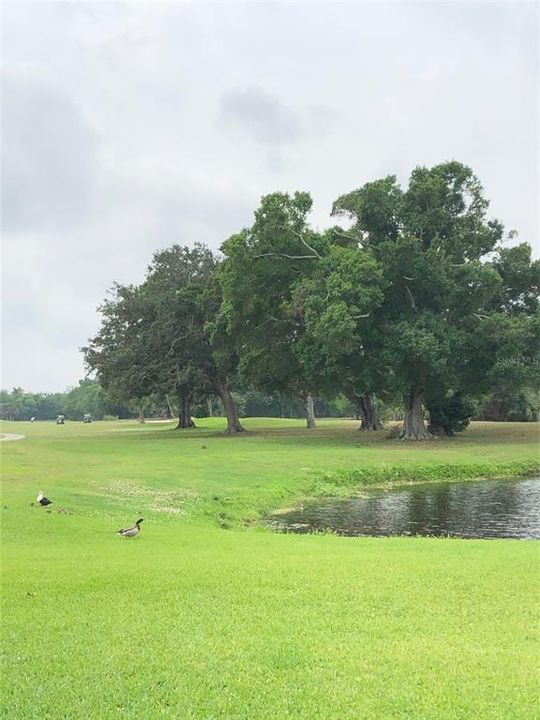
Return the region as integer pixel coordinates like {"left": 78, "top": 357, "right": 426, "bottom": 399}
{"left": 268, "top": 460, "right": 540, "bottom": 518}
{"left": 1, "top": 418, "right": 538, "bottom": 527}
{"left": 298, "top": 458, "right": 539, "bottom": 496}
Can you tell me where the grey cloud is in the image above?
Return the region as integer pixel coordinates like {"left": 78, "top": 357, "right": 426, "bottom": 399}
{"left": 1, "top": 67, "right": 97, "bottom": 233}
{"left": 307, "top": 106, "right": 342, "bottom": 135}
{"left": 152, "top": 184, "right": 255, "bottom": 251}
{"left": 219, "top": 87, "right": 300, "bottom": 146}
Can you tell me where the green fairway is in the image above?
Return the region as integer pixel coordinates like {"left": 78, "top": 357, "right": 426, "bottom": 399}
{"left": 1, "top": 419, "right": 539, "bottom": 719}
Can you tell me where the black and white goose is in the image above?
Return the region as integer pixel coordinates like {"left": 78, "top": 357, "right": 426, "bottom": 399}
{"left": 117, "top": 518, "right": 144, "bottom": 538}
{"left": 37, "top": 490, "right": 52, "bottom": 507}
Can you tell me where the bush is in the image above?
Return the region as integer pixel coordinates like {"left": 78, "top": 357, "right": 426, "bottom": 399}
{"left": 427, "top": 393, "right": 474, "bottom": 436}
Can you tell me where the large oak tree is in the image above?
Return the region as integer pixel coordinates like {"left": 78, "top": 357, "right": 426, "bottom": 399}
{"left": 85, "top": 244, "right": 245, "bottom": 433}
{"left": 332, "top": 162, "right": 508, "bottom": 439}
{"left": 220, "top": 192, "right": 326, "bottom": 428}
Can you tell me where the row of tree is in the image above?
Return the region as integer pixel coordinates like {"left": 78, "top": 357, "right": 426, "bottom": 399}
{"left": 0, "top": 380, "right": 132, "bottom": 421}
{"left": 2, "top": 381, "right": 536, "bottom": 424}
{"left": 84, "top": 162, "right": 539, "bottom": 439}
{"left": 0, "top": 383, "right": 357, "bottom": 423}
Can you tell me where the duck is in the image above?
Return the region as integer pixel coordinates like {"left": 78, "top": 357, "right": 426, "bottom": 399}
{"left": 37, "top": 490, "right": 52, "bottom": 507}
{"left": 117, "top": 518, "right": 144, "bottom": 538}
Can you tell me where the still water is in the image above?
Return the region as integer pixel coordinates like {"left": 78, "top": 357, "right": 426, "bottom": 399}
{"left": 270, "top": 477, "right": 540, "bottom": 539}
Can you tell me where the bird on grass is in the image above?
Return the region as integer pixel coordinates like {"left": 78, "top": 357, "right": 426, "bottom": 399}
{"left": 37, "top": 491, "right": 52, "bottom": 507}
{"left": 117, "top": 518, "right": 144, "bottom": 538}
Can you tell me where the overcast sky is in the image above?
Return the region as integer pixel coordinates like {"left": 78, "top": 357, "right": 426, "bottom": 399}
{"left": 1, "top": 1, "right": 538, "bottom": 392}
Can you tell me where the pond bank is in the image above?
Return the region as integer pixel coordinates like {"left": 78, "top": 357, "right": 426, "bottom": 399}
{"left": 266, "top": 460, "right": 540, "bottom": 522}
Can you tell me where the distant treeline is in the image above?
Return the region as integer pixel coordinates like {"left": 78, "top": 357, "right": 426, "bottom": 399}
{"left": 2, "top": 381, "right": 537, "bottom": 424}
{"left": 0, "top": 380, "right": 356, "bottom": 422}
{"left": 0, "top": 380, "right": 132, "bottom": 422}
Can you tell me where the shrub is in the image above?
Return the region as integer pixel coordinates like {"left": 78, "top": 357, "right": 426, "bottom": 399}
{"left": 427, "top": 393, "right": 474, "bottom": 436}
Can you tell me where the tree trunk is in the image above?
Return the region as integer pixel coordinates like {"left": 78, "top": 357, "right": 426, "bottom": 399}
{"left": 400, "top": 388, "right": 433, "bottom": 440}
{"left": 165, "top": 393, "right": 177, "bottom": 420}
{"left": 304, "top": 393, "right": 316, "bottom": 429}
{"left": 176, "top": 392, "right": 196, "bottom": 429}
{"left": 214, "top": 380, "right": 245, "bottom": 434}
{"left": 358, "top": 392, "right": 383, "bottom": 431}
{"left": 138, "top": 412, "right": 145, "bottom": 424}
{"left": 345, "top": 390, "right": 383, "bottom": 430}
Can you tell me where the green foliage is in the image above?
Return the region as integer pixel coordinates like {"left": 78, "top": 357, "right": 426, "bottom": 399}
{"left": 84, "top": 244, "right": 245, "bottom": 429}
{"left": 478, "top": 388, "right": 540, "bottom": 422}
{"left": 332, "top": 175, "right": 402, "bottom": 244}
{"left": 231, "top": 390, "right": 354, "bottom": 419}
{"left": 401, "top": 161, "right": 503, "bottom": 258}
{"left": 491, "top": 242, "right": 540, "bottom": 315}
{"left": 427, "top": 393, "right": 475, "bottom": 436}
{"left": 220, "top": 191, "right": 326, "bottom": 396}
{"left": 0, "top": 382, "right": 131, "bottom": 421}
{"left": 1, "top": 387, "right": 60, "bottom": 421}
{"left": 63, "top": 379, "right": 112, "bottom": 420}
{"left": 141, "top": 242, "right": 220, "bottom": 400}
{"left": 83, "top": 282, "right": 153, "bottom": 403}
{"left": 294, "top": 243, "right": 386, "bottom": 397}
{"left": 328, "top": 161, "right": 536, "bottom": 436}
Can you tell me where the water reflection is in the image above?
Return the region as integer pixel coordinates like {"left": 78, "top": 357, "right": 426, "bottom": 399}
{"left": 270, "top": 477, "right": 540, "bottom": 539}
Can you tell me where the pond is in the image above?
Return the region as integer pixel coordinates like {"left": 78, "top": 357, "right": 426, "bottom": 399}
{"left": 269, "top": 476, "right": 540, "bottom": 539}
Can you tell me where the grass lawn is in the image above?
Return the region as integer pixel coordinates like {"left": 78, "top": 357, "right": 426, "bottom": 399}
{"left": 1, "top": 418, "right": 539, "bottom": 719}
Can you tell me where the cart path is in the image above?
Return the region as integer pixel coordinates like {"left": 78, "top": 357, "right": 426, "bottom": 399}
{"left": 0, "top": 433, "right": 26, "bottom": 442}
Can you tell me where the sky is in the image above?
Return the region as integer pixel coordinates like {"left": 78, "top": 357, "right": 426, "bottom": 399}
{"left": 1, "top": 1, "right": 538, "bottom": 392}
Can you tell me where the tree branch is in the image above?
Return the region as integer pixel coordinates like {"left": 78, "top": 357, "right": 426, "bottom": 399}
{"left": 253, "top": 223, "right": 322, "bottom": 260}
{"left": 254, "top": 252, "right": 319, "bottom": 261}
{"left": 405, "top": 285, "right": 417, "bottom": 311}
{"left": 166, "top": 332, "right": 191, "bottom": 356}
{"left": 289, "top": 228, "right": 322, "bottom": 259}
{"left": 255, "top": 313, "right": 288, "bottom": 329}
{"left": 255, "top": 317, "right": 274, "bottom": 330}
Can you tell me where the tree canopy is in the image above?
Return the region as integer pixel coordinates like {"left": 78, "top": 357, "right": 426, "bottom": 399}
{"left": 85, "top": 243, "right": 245, "bottom": 433}
{"left": 81, "top": 161, "right": 538, "bottom": 440}
{"left": 328, "top": 161, "right": 536, "bottom": 438}
{"left": 220, "top": 192, "right": 326, "bottom": 427}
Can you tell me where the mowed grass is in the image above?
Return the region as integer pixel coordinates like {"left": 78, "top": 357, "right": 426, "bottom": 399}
{"left": 1, "top": 418, "right": 539, "bottom": 719}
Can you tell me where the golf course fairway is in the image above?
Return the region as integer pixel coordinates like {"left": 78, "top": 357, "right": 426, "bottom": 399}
{"left": 1, "top": 418, "right": 538, "bottom": 719}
